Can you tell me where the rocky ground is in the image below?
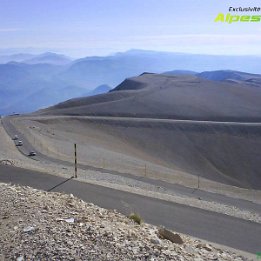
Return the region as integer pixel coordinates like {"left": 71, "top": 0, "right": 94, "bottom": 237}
{"left": 0, "top": 183, "right": 251, "bottom": 261}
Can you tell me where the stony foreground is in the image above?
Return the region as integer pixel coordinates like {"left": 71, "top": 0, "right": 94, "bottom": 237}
{"left": 0, "top": 183, "right": 249, "bottom": 261}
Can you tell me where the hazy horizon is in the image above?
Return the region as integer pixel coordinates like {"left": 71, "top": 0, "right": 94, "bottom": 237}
{"left": 1, "top": 48, "right": 261, "bottom": 60}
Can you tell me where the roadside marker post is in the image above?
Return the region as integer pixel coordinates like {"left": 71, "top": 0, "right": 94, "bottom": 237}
{"left": 74, "top": 143, "right": 78, "bottom": 178}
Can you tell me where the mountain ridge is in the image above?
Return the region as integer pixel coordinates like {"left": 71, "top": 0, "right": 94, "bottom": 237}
{"left": 39, "top": 72, "right": 261, "bottom": 122}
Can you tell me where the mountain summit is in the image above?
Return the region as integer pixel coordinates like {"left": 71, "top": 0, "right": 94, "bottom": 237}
{"left": 22, "top": 52, "right": 72, "bottom": 65}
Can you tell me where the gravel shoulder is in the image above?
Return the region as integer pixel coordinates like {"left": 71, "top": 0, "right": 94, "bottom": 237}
{"left": 0, "top": 182, "right": 254, "bottom": 261}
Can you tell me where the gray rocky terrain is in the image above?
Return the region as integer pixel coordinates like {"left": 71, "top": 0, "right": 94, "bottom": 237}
{"left": 0, "top": 183, "right": 251, "bottom": 261}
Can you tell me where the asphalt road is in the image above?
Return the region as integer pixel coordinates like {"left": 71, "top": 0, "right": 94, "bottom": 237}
{"left": 1, "top": 117, "right": 43, "bottom": 160}
{"left": 2, "top": 116, "right": 261, "bottom": 214}
{"left": 0, "top": 165, "right": 260, "bottom": 254}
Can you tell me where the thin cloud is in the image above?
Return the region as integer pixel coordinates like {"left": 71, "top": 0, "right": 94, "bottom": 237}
{"left": 0, "top": 28, "right": 21, "bottom": 32}
{"left": 125, "top": 34, "right": 261, "bottom": 46}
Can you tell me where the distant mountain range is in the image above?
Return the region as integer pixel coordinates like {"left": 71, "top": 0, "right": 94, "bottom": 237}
{"left": 0, "top": 52, "right": 72, "bottom": 65}
{"left": 1, "top": 49, "right": 261, "bottom": 115}
{"left": 88, "top": 84, "right": 111, "bottom": 96}
{"left": 22, "top": 52, "right": 72, "bottom": 65}
{"left": 164, "top": 69, "right": 261, "bottom": 86}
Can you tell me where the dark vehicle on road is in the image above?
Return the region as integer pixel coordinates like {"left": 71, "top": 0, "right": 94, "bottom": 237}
{"left": 17, "top": 140, "right": 23, "bottom": 146}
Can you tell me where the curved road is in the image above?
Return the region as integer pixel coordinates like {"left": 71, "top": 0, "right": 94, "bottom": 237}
{"left": 0, "top": 164, "right": 260, "bottom": 255}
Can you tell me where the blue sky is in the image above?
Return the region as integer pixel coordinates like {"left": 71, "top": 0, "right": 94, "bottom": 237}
{"left": 0, "top": 0, "right": 260, "bottom": 57}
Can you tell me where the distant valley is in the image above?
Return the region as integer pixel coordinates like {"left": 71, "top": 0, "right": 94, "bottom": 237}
{"left": 1, "top": 49, "right": 261, "bottom": 115}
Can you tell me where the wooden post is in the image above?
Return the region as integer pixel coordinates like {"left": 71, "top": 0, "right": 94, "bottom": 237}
{"left": 197, "top": 174, "right": 200, "bottom": 189}
{"left": 74, "top": 143, "right": 77, "bottom": 178}
{"left": 144, "top": 164, "right": 147, "bottom": 177}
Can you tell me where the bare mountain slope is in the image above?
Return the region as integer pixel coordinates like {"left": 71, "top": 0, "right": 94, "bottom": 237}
{"left": 35, "top": 73, "right": 261, "bottom": 189}
{"left": 40, "top": 73, "right": 261, "bottom": 122}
